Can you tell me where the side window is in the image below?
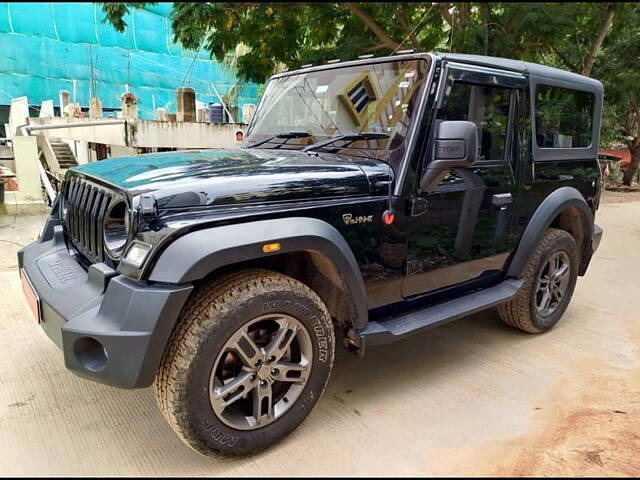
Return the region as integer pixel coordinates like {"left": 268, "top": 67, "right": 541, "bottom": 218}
{"left": 439, "top": 82, "right": 512, "bottom": 161}
{"left": 535, "top": 85, "right": 594, "bottom": 148}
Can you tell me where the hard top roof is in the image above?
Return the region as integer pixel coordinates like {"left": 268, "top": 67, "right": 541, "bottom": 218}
{"left": 434, "top": 52, "right": 603, "bottom": 90}
{"left": 274, "top": 51, "right": 602, "bottom": 92}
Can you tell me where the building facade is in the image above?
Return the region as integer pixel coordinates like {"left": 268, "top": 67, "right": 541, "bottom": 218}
{"left": 0, "top": 2, "right": 259, "bottom": 131}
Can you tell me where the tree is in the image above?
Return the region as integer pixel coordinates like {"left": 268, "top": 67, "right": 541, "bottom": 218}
{"left": 100, "top": 3, "right": 620, "bottom": 84}
{"left": 100, "top": 2, "right": 444, "bottom": 83}
{"left": 435, "top": 2, "right": 618, "bottom": 74}
{"left": 593, "top": 3, "right": 640, "bottom": 186}
{"left": 405, "top": 2, "right": 636, "bottom": 184}
{"left": 101, "top": 2, "right": 636, "bottom": 184}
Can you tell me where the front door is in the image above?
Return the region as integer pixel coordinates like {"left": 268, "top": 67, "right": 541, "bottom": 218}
{"left": 402, "top": 65, "right": 524, "bottom": 298}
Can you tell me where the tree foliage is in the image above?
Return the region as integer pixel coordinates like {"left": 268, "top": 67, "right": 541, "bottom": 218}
{"left": 591, "top": 3, "right": 640, "bottom": 185}
{"left": 101, "top": 2, "right": 446, "bottom": 83}
{"left": 100, "top": 2, "right": 640, "bottom": 183}
{"left": 100, "top": 3, "right": 627, "bottom": 83}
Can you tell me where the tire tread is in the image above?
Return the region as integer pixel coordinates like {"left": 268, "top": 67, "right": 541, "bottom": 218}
{"left": 155, "top": 269, "right": 334, "bottom": 456}
{"left": 498, "top": 228, "right": 576, "bottom": 334}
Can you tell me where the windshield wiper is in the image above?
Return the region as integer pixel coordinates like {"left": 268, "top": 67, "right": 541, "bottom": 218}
{"left": 247, "top": 131, "right": 311, "bottom": 149}
{"left": 302, "top": 132, "right": 389, "bottom": 153}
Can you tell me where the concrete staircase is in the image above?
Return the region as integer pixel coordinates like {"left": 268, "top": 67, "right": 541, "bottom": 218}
{"left": 37, "top": 137, "right": 78, "bottom": 190}
{"left": 49, "top": 142, "right": 78, "bottom": 169}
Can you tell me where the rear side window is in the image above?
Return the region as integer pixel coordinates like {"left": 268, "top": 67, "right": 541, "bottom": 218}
{"left": 535, "top": 85, "right": 594, "bottom": 148}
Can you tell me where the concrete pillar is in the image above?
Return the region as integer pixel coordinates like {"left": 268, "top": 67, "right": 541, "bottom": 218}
{"left": 11, "top": 136, "right": 42, "bottom": 203}
{"left": 89, "top": 97, "right": 103, "bottom": 118}
{"left": 228, "top": 104, "right": 239, "bottom": 124}
{"left": 155, "top": 107, "right": 167, "bottom": 121}
{"left": 195, "top": 99, "right": 205, "bottom": 121}
{"left": 75, "top": 141, "right": 90, "bottom": 165}
{"left": 242, "top": 103, "right": 257, "bottom": 126}
{"left": 39, "top": 100, "right": 54, "bottom": 118}
{"left": 59, "top": 90, "right": 70, "bottom": 116}
{"left": 121, "top": 92, "right": 138, "bottom": 119}
{"left": 176, "top": 87, "right": 196, "bottom": 122}
{"left": 8, "top": 97, "right": 29, "bottom": 139}
{"left": 197, "top": 107, "right": 209, "bottom": 123}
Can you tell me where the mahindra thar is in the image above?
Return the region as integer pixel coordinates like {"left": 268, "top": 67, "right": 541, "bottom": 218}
{"left": 19, "top": 52, "right": 604, "bottom": 456}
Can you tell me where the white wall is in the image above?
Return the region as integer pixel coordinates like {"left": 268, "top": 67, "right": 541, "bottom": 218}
{"left": 11, "top": 136, "right": 42, "bottom": 202}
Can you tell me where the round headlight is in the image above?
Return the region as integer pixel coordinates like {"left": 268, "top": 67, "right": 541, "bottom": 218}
{"left": 103, "top": 200, "right": 129, "bottom": 259}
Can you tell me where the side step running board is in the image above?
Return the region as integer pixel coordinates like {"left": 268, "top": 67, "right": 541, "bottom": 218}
{"left": 354, "top": 278, "right": 523, "bottom": 352}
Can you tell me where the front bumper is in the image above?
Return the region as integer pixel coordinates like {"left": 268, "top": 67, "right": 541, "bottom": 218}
{"left": 18, "top": 221, "right": 193, "bottom": 388}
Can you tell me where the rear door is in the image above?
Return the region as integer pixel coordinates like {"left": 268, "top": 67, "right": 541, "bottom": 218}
{"left": 402, "top": 63, "right": 526, "bottom": 298}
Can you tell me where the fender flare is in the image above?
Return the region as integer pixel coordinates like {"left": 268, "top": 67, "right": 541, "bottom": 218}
{"left": 148, "top": 217, "right": 369, "bottom": 329}
{"left": 506, "top": 186, "right": 594, "bottom": 278}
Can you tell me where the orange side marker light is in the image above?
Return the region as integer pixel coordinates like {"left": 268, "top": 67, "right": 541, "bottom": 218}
{"left": 262, "top": 242, "right": 281, "bottom": 253}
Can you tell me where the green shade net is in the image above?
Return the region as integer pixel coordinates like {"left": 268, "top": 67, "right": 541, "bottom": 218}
{"left": 0, "top": 2, "right": 259, "bottom": 121}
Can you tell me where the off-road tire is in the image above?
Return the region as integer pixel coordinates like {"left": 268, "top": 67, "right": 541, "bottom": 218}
{"left": 155, "top": 269, "right": 335, "bottom": 456}
{"left": 498, "top": 228, "right": 579, "bottom": 333}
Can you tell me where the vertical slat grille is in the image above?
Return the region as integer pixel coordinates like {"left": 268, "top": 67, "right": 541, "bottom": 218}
{"left": 68, "top": 177, "right": 79, "bottom": 239}
{"left": 88, "top": 188, "right": 100, "bottom": 259}
{"left": 78, "top": 182, "right": 90, "bottom": 248}
{"left": 84, "top": 187, "right": 97, "bottom": 254}
{"left": 94, "top": 193, "right": 108, "bottom": 263}
{"left": 62, "top": 177, "right": 112, "bottom": 264}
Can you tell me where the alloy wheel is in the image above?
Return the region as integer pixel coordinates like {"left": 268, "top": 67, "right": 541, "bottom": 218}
{"left": 535, "top": 251, "right": 571, "bottom": 318}
{"left": 209, "top": 314, "right": 313, "bottom": 430}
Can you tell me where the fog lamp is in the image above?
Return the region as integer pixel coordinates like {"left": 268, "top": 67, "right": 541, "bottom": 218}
{"left": 124, "top": 242, "right": 152, "bottom": 268}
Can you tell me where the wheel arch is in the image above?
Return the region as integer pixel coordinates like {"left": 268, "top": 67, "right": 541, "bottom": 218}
{"left": 148, "top": 217, "right": 369, "bottom": 330}
{"left": 507, "top": 186, "right": 594, "bottom": 278}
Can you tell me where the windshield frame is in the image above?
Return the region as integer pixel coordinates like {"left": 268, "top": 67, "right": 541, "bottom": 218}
{"left": 245, "top": 53, "right": 436, "bottom": 193}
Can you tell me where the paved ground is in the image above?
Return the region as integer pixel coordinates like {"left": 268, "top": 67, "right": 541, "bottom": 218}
{"left": 1, "top": 193, "right": 639, "bottom": 476}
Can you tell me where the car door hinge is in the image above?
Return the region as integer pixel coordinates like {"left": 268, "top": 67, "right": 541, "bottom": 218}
{"left": 138, "top": 193, "right": 158, "bottom": 225}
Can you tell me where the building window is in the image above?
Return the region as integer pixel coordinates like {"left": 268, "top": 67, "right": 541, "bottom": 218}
{"left": 439, "top": 82, "right": 512, "bottom": 161}
{"left": 535, "top": 85, "right": 594, "bottom": 148}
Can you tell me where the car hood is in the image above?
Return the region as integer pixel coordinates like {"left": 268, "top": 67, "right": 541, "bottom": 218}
{"left": 71, "top": 148, "right": 391, "bottom": 209}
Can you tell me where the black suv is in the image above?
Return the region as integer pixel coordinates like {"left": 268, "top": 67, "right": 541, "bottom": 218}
{"left": 19, "top": 52, "right": 604, "bottom": 456}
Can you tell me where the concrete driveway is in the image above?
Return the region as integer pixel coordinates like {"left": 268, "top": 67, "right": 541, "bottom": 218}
{"left": 0, "top": 194, "right": 639, "bottom": 476}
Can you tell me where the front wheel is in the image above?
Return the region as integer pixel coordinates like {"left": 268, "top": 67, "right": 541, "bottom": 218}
{"left": 155, "top": 269, "right": 335, "bottom": 456}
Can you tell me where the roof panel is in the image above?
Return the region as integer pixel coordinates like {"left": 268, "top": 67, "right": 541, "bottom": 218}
{"left": 436, "top": 52, "right": 602, "bottom": 90}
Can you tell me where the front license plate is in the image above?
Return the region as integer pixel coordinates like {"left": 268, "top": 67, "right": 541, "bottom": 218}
{"left": 20, "top": 269, "right": 41, "bottom": 323}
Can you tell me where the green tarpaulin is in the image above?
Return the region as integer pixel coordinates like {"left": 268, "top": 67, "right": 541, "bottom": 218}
{"left": 0, "top": 3, "right": 259, "bottom": 120}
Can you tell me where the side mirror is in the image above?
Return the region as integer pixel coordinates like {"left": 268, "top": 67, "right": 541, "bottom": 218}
{"left": 419, "top": 120, "right": 479, "bottom": 192}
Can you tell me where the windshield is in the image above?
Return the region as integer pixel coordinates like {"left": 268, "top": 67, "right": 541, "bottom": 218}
{"left": 246, "top": 58, "right": 430, "bottom": 170}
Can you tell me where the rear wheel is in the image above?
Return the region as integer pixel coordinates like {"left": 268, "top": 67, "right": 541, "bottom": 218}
{"left": 155, "top": 269, "right": 335, "bottom": 456}
{"left": 499, "top": 228, "right": 578, "bottom": 333}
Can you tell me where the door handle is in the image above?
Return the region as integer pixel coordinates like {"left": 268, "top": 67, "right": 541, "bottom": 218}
{"left": 492, "top": 193, "right": 512, "bottom": 207}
